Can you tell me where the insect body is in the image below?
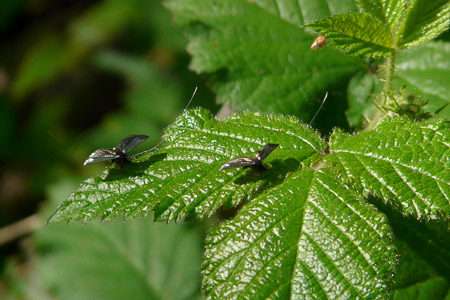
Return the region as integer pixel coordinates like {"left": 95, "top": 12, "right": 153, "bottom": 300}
{"left": 220, "top": 144, "right": 279, "bottom": 174}
{"left": 84, "top": 135, "right": 149, "bottom": 169}
{"left": 310, "top": 36, "right": 326, "bottom": 50}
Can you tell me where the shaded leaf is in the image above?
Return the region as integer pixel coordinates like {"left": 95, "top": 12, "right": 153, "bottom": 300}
{"left": 48, "top": 108, "right": 325, "bottom": 224}
{"left": 346, "top": 70, "right": 382, "bottom": 127}
{"left": 10, "top": 36, "right": 80, "bottom": 99}
{"left": 69, "top": 0, "right": 134, "bottom": 47}
{"left": 30, "top": 180, "right": 203, "bottom": 300}
{"left": 393, "top": 277, "right": 448, "bottom": 300}
{"left": 166, "top": 0, "right": 363, "bottom": 118}
{"left": 374, "top": 197, "right": 450, "bottom": 279}
{"left": 202, "top": 169, "right": 396, "bottom": 299}
{"left": 306, "top": 12, "right": 394, "bottom": 58}
{"left": 396, "top": 41, "right": 450, "bottom": 118}
{"left": 326, "top": 118, "right": 450, "bottom": 221}
{"left": 392, "top": 241, "right": 449, "bottom": 300}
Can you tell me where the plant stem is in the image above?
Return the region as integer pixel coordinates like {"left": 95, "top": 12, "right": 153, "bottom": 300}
{"left": 366, "top": 50, "right": 398, "bottom": 130}
{"left": 384, "top": 53, "right": 397, "bottom": 98}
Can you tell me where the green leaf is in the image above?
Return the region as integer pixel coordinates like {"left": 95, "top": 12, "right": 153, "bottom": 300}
{"left": 395, "top": 0, "right": 450, "bottom": 48}
{"left": 78, "top": 51, "right": 184, "bottom": 151}
{"left": 202, "top": 169, "right": 396, "bottom": 299}
{"left": 10, "top": 36, "right": 81, "bottom": 99}
{"left": 392, "top": 241, "right": 449, "bottom": 300}
{"left": 250, "top": 0, "right": 358, "bottom": 26}
{"left": 326, "top": 118, "right": 450, "bottom": 221}
{"left": 36, "top": 219, "right": 202, "bottom": 300}
{"left": 376, "top": 198, "right": 450, "bottom": 279}
{"left": 30, "top": 180, "right": 203, "bottom": 300}
{"left": 393, "top": 277, "right": 449, "bottom": 300}
{"left": 69, "top": 0, "right": 134, "bottom": 47}
{"left": 166, "top": 0, "right": 363, "bottom": 118}
{"left": 306, "top": 12, "right": 395, "bottom": 58}
{"left": 48, "top": 108, "right": 326, "bottom": 224}
{"left": 346, "top": 70, "right": 382, "bottom": 127}
{"left": 356, "top": 0, "right": 408, "bottom": 31}
{"left": 396, "top": 41, "right": 450, "bottom": 118}
{"left": 10, "top": 0, "right": 139, "bottom": 99}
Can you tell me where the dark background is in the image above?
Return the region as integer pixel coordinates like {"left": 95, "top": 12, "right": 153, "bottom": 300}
{"left": 0, "top": 1, "right": 218, "bottom": 294}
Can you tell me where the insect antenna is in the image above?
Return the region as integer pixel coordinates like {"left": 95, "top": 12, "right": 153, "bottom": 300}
{"left": 48, "top": 131, "right": 67, "bottom": 146}
{"left": 131, "top": 86, "right": 198, "bottom": 159}
{"left": 309, "top": 92, "right": 328, "bottom": 126}
{"left": 184, "top": 86, "right": 198, "bottom": 111}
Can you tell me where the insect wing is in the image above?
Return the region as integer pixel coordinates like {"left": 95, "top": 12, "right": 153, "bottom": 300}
{"left": 255, "top": 144, "right": 279, "bottom": 161}
{"left": 219, "top": 157, "right": 256, "bottom": 170}
{"left": 84, "top": 149, "right": 119, "bottom": 165}
{"left": 116, "top": 135, "right": 149, "bottom": 154}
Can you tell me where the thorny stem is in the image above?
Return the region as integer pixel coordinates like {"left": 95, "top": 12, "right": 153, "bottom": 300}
{"left": 365, "top": 50, "right": 398, "bottom": 130}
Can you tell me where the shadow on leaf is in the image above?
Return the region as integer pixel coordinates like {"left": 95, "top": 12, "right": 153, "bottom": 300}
{"left": 218, "top": 158, "right": 300, "bottom": 220}
{"left": 234, "top": 157, "right": 300, "bottom": 186}
{"left": 103, "top": 153, "right": 167, "bottom": 181}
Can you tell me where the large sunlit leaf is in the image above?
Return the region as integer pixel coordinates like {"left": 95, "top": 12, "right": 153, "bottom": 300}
{"left": 306, "top": 12, "right": 394, "bottom": 58}
{"left": 396, "top": 41, "right": 450, "bottom": 118}
{"left": 326, "top": 118, "right": 450, "bottom": 221}
{"left": 48, "top": 108, "right": 325, "bottom": 224}
{"left": 165, "top": 0, "right": 363, "bottom": 118}
{"left": 202, "top": 169, "right": 396, "bottom": 299}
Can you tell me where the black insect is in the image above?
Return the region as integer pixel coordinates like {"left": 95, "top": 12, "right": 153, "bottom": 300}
{"left": 84, "top": 135, "right": 149, "bottom": 169}
{"left": 219, "top": 143, "right": 279, "bottom": 174}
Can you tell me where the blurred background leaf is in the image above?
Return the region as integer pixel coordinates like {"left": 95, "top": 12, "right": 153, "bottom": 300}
{"left": 166, "top": 0, "right": 364, "bottom": 131}
{"left": 1, "top": 179, "right": 204, "bottom": 300}
{"left": 396, "top": 41, "right": 450, "bottom": 118}
{"left": 0, "top": 0, "right": 216, "bottom": 298}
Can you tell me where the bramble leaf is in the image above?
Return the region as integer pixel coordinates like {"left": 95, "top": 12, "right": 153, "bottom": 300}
{"left": 392, "top": 241, "right": 449, "bottom": 300}
{"left": 31, "top": 180, "right": 202, "bottom": 300}
{"left": 165, "top": 0, "right": 363, "bottom": 118}
{"left": 250, "top": 0, "right": 358, "bottom": 26}
{"left": 346, "top": 70, "right": 382, "bottom": 127}
{"left": 396, "top": 41, "right": 450, "bottom": 118}
{"left": 356, "top": 0, "right": 407, "bottom": 29}
{"left": 48, "top": 108, "right": 325, "bottom": 224}
{"left": 326, "top": 118, "right": 450, "bottom": 221}
{"left": 305, "top": 12, "right": 394, "bottom": 58}
{"left": 395, "top": 0, "right": 450, "bottom": 48}
{"left": 202, "top": 169, "right": 396, "bottom": 299}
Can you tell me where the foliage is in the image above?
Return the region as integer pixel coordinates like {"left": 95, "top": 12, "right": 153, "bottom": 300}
{"left": 45, "top": 0, "right": 450, "bottom": 298}
{"left": 166, "top": 0, "right": 364, "bottom": 125}
{"left": 4, "top": 180, "right": 203, "bottom": 300}
{"left": 306, "top": 0, "right": 449, "bottom": 57}
{"left": 1, "top": 0, "right": 448, "bottom": 299}
{"left": 49, "top": 107, "right": 448, "bottom": 298}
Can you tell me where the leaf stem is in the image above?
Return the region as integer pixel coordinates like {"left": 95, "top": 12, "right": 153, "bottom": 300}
{"left": 366, "top": 50, "right": 398, "bottom": 130}
{"left": 384, "top": 53, "right": 397, "bottom": 97}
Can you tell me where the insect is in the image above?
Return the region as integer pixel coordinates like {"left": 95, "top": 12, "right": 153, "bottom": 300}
{"left": 219, "top": 144, "right": 279, "bottom": 174}
{"left": 84, "top": 135, "right": 149, "bottom": 169}
{"left": 310, "top": 36, "right": 326, "bottom": 50}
